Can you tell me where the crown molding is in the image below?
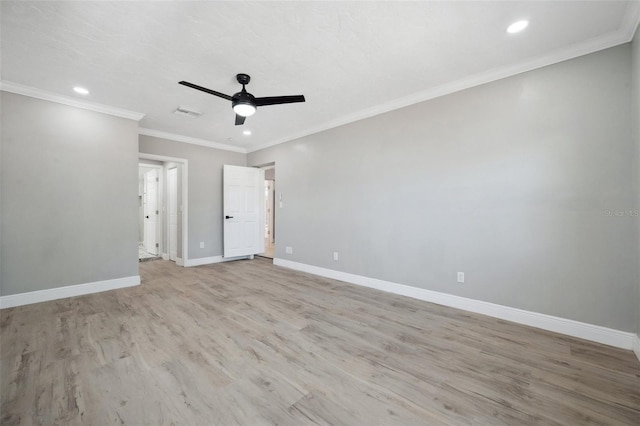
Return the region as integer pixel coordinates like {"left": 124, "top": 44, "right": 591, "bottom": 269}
{"left": 621, "top": 1, "right": 640, "bottom": 41}
{"left": 139, "top": 128, "right": 247, "bottom": 154}
{"left": 5, "top": 7, "right": 638, "bottom": 156}
{"left": 247, "top": 15, "right": 640, "bottom": 154}
{"left": 0, "top": 81, "right": 145, "bottom": 121}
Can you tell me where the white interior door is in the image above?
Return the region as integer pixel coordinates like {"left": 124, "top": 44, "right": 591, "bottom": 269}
{"left": 168, "top": 168, "right": 178, "bottom": 261}
{"left": 143, "top": 169, "right": 159, "bottom": 255}
{"left": 223, "top": 165, "right": 265, "bottom": 258}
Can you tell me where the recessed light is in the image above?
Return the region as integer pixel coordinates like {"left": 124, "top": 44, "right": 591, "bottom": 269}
{"left": 507, "top": 20, "right": 528, "bottom": 34}
{"left": 243, "top": 130, "right": 252, "bottom": 136}
{"left": 73, "top": 86, "right": 89, "bottom": 95}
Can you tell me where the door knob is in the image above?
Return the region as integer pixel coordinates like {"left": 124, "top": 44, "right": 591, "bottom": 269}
{"left": 145, "top": 215, "right": 149, "bottom": 219}
{"left": 225, "top": 215, "right": 234, "bottom": 219}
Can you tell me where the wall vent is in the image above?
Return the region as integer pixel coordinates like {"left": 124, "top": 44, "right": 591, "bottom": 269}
{"left": 174, "top": 106, "right": 202, "bottom": 118}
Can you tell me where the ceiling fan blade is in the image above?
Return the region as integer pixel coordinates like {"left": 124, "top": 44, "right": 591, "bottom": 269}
{"left": 235, "top": 114, "right": 246, "bottom": 126}
{"left": 179, "top": 81, "right": 232, "bottom": 101}
{"left": 254, "top": 95, "right": 305, "bottom": 107}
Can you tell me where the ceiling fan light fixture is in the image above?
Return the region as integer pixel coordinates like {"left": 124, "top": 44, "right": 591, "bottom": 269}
{"left": 233, "top": 102, "right": 256, "bottom": 117}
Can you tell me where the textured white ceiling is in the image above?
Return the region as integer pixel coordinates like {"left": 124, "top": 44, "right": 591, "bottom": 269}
{"left": 1, "top": 1, "right": 639, "bottom": 152}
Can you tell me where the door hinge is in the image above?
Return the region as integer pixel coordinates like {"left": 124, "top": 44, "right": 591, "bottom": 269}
{"left": 155, "top": 243, "right": 159, "bottom": 248}
{"left": 156, "top": 210, "right": 159, "bottom": 215}
{"left": 156, "top": 177, "right": 159, "bottom": 182}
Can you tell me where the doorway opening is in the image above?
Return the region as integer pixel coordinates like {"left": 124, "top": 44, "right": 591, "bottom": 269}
{"left": 138, "top": 162, "right": 162, "bottom": 261}
{"left": 138, "top": 154, "right": 188, "bottom": 265}
{"left": 258, "top": 164, "right": 276, "bottom": 259}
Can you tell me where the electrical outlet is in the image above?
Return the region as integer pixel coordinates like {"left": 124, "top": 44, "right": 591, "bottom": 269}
{"left": 457, "top": 272, "right": 465, "bottom": 283}
{"left": 200, "top": 242, "right": 204, "bottom": 248}
{"left": 333, "top": 251, "right": 339, "bottom": 261}
{"left": 285, "top": 246, "right": 293, "bottom": 254}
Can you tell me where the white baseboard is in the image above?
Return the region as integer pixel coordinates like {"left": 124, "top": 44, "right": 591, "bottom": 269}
{"left": 633, "top": 334, "right": 640, "bottom": 362}
{"left": 176, "top": 257, "right": 184, "bottom": 266}
{"left": 274, "top": 259, "right": 636, "bottom": 351}
{"left": 184, "top": 256, "right": 224, "bottom": 267}
{"left": 0, "top": 275, "right": 140, "bottom": 309}
{"left": 184, "top": 255, "right": 249, "bottom": 267}
{"left": 161, "top": 253, "right": 170, "bottom": 261}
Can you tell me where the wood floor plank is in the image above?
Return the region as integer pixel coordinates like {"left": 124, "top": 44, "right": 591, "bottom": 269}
{"left": 1, "top": 258, "right": 639, "bottom": 425}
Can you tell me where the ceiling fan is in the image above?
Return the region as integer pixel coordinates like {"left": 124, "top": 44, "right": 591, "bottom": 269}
{"left": 179, "top": 74, "right": 305, "bottom": 126}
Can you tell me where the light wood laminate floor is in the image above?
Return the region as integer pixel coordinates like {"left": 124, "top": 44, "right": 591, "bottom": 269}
{"left": 2, "top": 258, "right": 639, "bottom": 425}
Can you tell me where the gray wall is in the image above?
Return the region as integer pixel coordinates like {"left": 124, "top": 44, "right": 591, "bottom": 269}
{"left": 249, "top": 45, "right": 636, "bottom": 332}
{"left": 139, "top": 135, "right": 246, "bottom": 259}
{"left": 632, "top": 26, "right": 640, "bottom": 338}
{"left": 1, "top": 92, "right": 139, "bottom": 296}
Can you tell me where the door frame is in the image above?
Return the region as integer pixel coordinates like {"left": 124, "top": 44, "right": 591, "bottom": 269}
{"left": 139, "top": 153, "right": 189, "bottom": 266}
{"left": 141, "top": 165, "right": 162, "bottom": 255}
{"left": 260, "top": 163, "right": 276, "bottom": 254}
{"left": 167, "top": 167, "right": 179, "bottom": 261}
{"left": 265, "top": 179, "right": 275, "bottom": 244}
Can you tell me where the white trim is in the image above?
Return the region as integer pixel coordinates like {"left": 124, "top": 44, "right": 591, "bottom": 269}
{"left": 273, "top": 259, "right": 636, "bottom": 351}
{"left": 138, "top": 163, "right": 163, "bottom": 169}
{"left": 0, "top": 276, "right": 140, "bottom": 309}
{"left": 138, "top": 153, "right": 187, "bottom": 164}
{"left": 184, "top": 255, "right": 250, "bottom": 267}
{"left": 247, "top": 19, "right": 640, "bottom": 154}
{"left": 138, "top": 153, "right": 189, "bottom": 266}
{"left": 167, "top": 166, "right": 179, "bottom": 262}
{"left": 161, "top": 253, "right": 170, "bottom": 260}
{"left": 0, "top": 81, "right": 145, "bottom": 121}
{"left": 139, "top": 128, "right": 246, "bottom": 154}
{"left": 633, "top": 334, "right": 640, "bottom": 363}
{"left": 3, "top": 7, "right": 639, "bottom": 157}
{"left": 185, "top": 256, "right": 223, "bottom": 267}
{"left": 621, "top": 1, "right": 640, "bottom": 41}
